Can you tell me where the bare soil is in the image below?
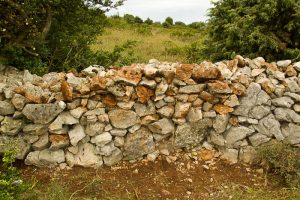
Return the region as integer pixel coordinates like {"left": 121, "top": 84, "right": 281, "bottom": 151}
{"left": 19, "top": 154, "right": 265, "bottom": 200}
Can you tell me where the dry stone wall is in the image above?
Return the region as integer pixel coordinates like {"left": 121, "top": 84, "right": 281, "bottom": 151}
{"left": 0, "top": 56, "right": 300, "bottom": 168}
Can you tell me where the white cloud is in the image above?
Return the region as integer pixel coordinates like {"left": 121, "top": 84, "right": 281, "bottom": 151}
{"left": 107, "top": 0, "right": 213, "bottom": 23}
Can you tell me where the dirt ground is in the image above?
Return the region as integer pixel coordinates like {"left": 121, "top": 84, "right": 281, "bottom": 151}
{"left": 19, "top": 153, "right": 266, "bottom": 200}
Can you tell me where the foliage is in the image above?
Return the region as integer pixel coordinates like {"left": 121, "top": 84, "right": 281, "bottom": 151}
{"left": 204, "top": 0, "right": 300, "bottom": 62}
{"left": 165, "top": 17, "right": 174, "bottom": 26}
{"left": 124, "top": 14, "right": 136, "bottom": 24}
{"left": 134, "top": 16, "right": 143, "bottom": 24}
{"left": 175, "top": 21, "right": 186, "bottom": 26}
{"left": 145, "top": 18, "right": 154, "bottom": 25}
{"left": 0, "top": 146, "right": 29, "bottom": 200}
{"left": 0, "top": 0, "right": 123, "bottom": 74}
{"left": 188, "top": 22, "right": 206, "bottom": 30}
{"left": 258, "top": 141, "right": 300, "bottom": 188}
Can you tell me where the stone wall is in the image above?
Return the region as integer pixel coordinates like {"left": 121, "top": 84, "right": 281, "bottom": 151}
{"left": 0, "top": 56, "right": 300, "bottom": 168}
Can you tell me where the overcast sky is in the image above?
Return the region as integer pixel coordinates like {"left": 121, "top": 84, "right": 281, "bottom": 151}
{"left": 108, "top": 0, "right": 213, "bottom": 24}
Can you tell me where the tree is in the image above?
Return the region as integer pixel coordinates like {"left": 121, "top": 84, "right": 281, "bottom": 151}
{"left": 175, "top": 21, "right": 186, "bottom": 26}
{"left": 124, "top": 14, "right": 135, "bottom": 24}
{"left": 145, "top": 18, "right": 153, "bottom": 25}
{"left": 204, "top": 0, "right": 300, "bottom": 62}
{"left": 0, "top": 0, "right": 123, "bottom": 74}
{"left": 164, "top": 17, "right": 174, "bottom": 26}
{"left": 134, "top": 16, "right": 143, "bottom": 24}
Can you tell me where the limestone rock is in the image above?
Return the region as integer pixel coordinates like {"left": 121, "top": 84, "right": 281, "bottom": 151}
{"left": 155, "top": 79, "right": 168, "bottom": 96}
{"left": 224, "top": 95, "right": 240, "bottom": 107}
{"left": 277, "top": 60, "right": 291, "bottom": 68}
{"left": 91, "top": 132, "right": 112, "bottom": 147}
{"left": 282, "top": 123, "right": 300, "bottom": 145}
{"left": 208, "top": 81, "right": 231, "bottom": 94}
{"left": 68, "top": 124, "right": 86, "bottom": 146}
{"left": 61, "top": 80, "right": 73, "bottom": 101}
{"left": 32, "top": 133, "right": 49, "bottom": 151}
{"left": 11, "top": 94, "right": 26, "bottom": 111}
{"left": 174, "top": 102, "right": 191, "bottom": 118}
{"left": 49, "top": 112, "right": 79, "bottom": 134}
{"left": 136, "top": 86, "right": 154, "bottom": 103}
{"left": 176, "top": 64, "right": 193, "bottom": 81}
{"left": 22, "top": 103, "right": 65, "bottom": 124}
{"left": 0, "top": 136, "right": 31, "bottom": 159}
{"left": 274, "top": 108, "right": 300, "bottom": 123}
{"left": 249, "top": 105, "right": 271, "bottom": 120}
{"left": 66, "top": 143, "right": 103, "bottom": 168}
{"left": 23, "top": 124, "right": 48, "bottom": 136}
{"left": 178, "top": 84, "right": 205, "bottom": 94}
{"left": 174, "top": 118, "right": 212, "bottom": 148}
{"left": 0, "top": 117, "right": 23, "bottom": 136}
{"left": 139, "top": 78, "right": 157, "bottom": 89}
{"left": 221, "top": 149, "right": 238, "bottom": 164}
{"left": 0, "top": 101, "right": 15, "bottom": 115}
{"left": 213, "top": 114, "right": 230, "bottom": 133}
{"left": 148, "top": 118, "right": 175, "bottom": 135}
{"left": 254, "top": 114, "right": 284, "bottom": 140}
{"left": 157, "top": 106, "right": 174, "bottom": 118}
{"left": 186, "top": 107, "right": 203, "bottom": 122}
{"left": 239, "top": 146, "right": 258, "bottom": 164}
{"left": 113, "top": 66, "right": 142, "bottom": 86}
{"left": 271, "top": 97, "right": 294, "bottom": 108}
{"left": 225, "top": 126, "right": 255, "bottom": 147}
{"left": 192, "top": 62, "right": 221, "bottom": 82}
{"left": 134, "top": 101, "right": 156, "bottom": 117}
{"left": 103, "top": 148, "right": 123, "bottom": 166}
{"left": 124, "top": 127, "right": 155, "bottom": 160}
{"left": 108, "top": 109, "right": 140, "bottom": 129}
{"left": 213, "top": 104, "right": 234, "bottom": 115}
{"left": 39, "top": 149, "right": 65, "bottom": 168}
{"left": 248, "top": 133, "right": 271, "bottom": 147}
{"left": 285, "top": 78, "right": 300, "bottom": 93}
{"left": 49, "top": 134, "right": 70, "bottom": 150}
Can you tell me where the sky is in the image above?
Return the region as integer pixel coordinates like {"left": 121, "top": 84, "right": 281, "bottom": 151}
{"left": 107, "top": 0, "right": 213, "bottom": 24}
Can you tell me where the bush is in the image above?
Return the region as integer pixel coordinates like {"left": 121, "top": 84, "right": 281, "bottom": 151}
{"left": 0, "top": 146, "right": 30, "bottom": 200}
{"left": 258, "top": 141, "right": 300, "bottom": 188}
{"left": 165, "top": 17, "right": 174, "bottom": 26}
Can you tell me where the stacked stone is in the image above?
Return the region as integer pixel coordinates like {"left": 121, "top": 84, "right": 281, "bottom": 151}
{"left": 0, "top": 56, "right": 300, "bottom": 168}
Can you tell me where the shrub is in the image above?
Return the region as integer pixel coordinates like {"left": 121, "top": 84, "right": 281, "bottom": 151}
{"left": 0, "top": 145, "right": 30, "bottom": 200}
{"left": 258, "top": 141, "right": 300, "bottom": 188}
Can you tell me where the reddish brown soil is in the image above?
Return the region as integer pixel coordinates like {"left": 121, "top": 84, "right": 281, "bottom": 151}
{"left": 19, "top": 155, "right": 264, "bottom": 200}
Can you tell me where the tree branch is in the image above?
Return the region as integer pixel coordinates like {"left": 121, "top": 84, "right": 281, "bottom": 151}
{"left": 2, "top": 0, "right": 28, "bottom": 19}
{"left": 41, "top": 4, "right": 52, "bottom": 39}
{"left": 22, "top": 47, "right": 39, "bottom": 57}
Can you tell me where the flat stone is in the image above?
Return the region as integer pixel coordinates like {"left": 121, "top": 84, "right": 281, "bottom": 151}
{"left": 157, "top": 106, "right": 174, "bottom": 118}
{"left": 271, "top": 97, "right": 294, "bottom": 108}
{"left": 254, "top": 114, "right": 284, "bottom": 140}
{"left": 68, "top": 124, "right": 86, "bottom": 146}
{"left": 96, "top": 142, "right": 116, "bottom": 156}
{"left": 124, "top": 127, "right": 155, "bottom": 160}
{"left": 213, "top": 104, "right": 234, "bottom": 115}
{"left": 82, "top": 65, "right": 105, "bottom": 77}
{"left": 32, "top": 133, "right": 49, "bottom": 151}
{"left": 0, "top": 117, "right": 23, "bottom": 136}
{"left": 155, "top": 79, "right": 168, "bottom": 96}
{"left": 39, "top": 149, "right": 65, "bottom": 168}
{"left": 209, "top": 131, "right": 226, "bottom": 146}
{"left": 249, "top": 105, "right": 271, "bottom": 120}
{"left": 85, "top": 122, "right": 105, "bottom": 137}
{"left": 0, "top": 101, "right": 15, "bottom": 115}
{"left": 208, "top": 81, "right": 231, "bottom": 94}
{"left": 239, "top": 146, "right": 259, "bottom": 164}
{"left": 136, "top": 86, "right": 154, "bottom": 103}
{"left": 66, "top": 143, "right": 103, "bottom": 168}
{"left": 49, "top": 112, "right": 79, "bottom": 134}
{"left": 284, "top": 92, "right": 300, "bottom": 101}
{"left": 174, "top": 118, "right": 212, "bottom": 148}
{"left": 113, "top": 66, "right": 142, "bottom": 86}
{"left": 103, "top": 148, "right": 123, "bottom": 166}
{"left": 274, "top": 108, "right": 300, "bottom": 123}
{"left": 225, "top": 126, "right": 255, "bottom": 147}
{"left": 91, "top": 132, "right": 112, "bottom": 147}
{"left": 293, "top": 104, "right": 300, "bottom": 112}
{"left": 178, "top": 84, "right": 205, "bottom": 94}
{"left": 117, "top": 101, "right": 135, "bottom": 110}
{"left": 134, "top": 101, "right": 156, "bottom": 117}
{"left": 22, "top": 103, "right": 65, "bottom": 124}
{"left": 108, "top": 109, "right": 140, "bottom": 129}
{"left": 192, "top": 62, "right": 221, "bottom": 82}
{"left": 176, "top": 64, "right": 193, "bottom": 81}
{"left": 277, "top": 60, "right": 291, "bottom": 68}
{"left": 23, "top": 124, "right": 48, "bottom": 136}
{"left": 49, "top": 134, "right": 70, "bottom": 150}
{"left": 248, "top": 133, "right": 271, "bottom": 147}
{"left": 139, "top": 78, "right": 157, "bottom": 89}
{"left": 282, "top": 123, "right": 300, "bottom": 145}
{"left": 224, "top": 95, "right": 240, "bottom": 107}
{"left": 70, "top": 107, "right": 87, "bottom": 119}
{"left": 148, "top": 118, "right": 175, "bottom": 135}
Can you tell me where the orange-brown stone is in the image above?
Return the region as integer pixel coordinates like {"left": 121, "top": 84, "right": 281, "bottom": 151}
{"left": 113, "top": 66, "right": 142, "bottom": 86}
{"left": 192, "top": 62, "right": 221, "bottom": 82}
{"left": 103, "top": 94, "right": 117, "bottom": 107}
{"left": 231, "top": 83, "right": 246, "bottom": 96}
{"left": 199, "top": 91, "right": 214, "bottom": 103}
{"left": 213, "top": 104, "right": 234, "bottom": 114}
{"left": 90, "top": 76, "right": 107, "bottom": 91}
{"left": 226, "top": 59, "right": 238, "bottom": 71}
{"left": 286, "top": 65, "right": 297, "bottom": 77}
{"left": 208, "top": 81, "right": 231, "bottom": 94}
{"left": 261, "top": 80, "right": 275, "bottom": 94}
{"left": 49, "top": 134, "right": 69, "bottom": 143}
{"left": 176, "top": 64, "right": 193, "bottom": 81}
{"left": 229, "top": 116, "right": 239, "bottom": 126}
{"left": 136, "top": 86, "right": 154, "bottom": 103}
{"left": 199, "top": 149, "right": 215, "bottom": 161}
{"left": 61, "top": 80, "right": 73, "bottom": 101}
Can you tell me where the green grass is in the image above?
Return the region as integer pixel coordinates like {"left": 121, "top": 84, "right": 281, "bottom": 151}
{"left": 90, "top": 18, "right": 206, "bottom": 64}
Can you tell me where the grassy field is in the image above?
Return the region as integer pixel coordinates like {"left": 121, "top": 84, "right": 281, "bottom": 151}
{"left": 90, "top": 18, "right": 206, "bottom": 64}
